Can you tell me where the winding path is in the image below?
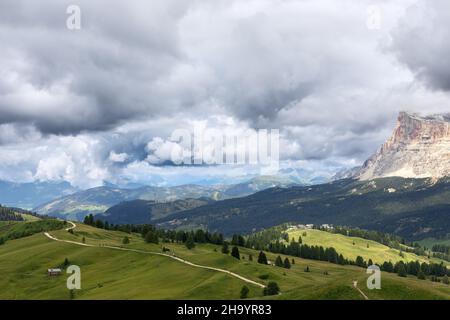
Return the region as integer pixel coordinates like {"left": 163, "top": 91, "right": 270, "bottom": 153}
{"left": 352, "top": 281, "right": 369, "bottom": 300}
{"left": 44, "top": 222, "right": 265, "bottom": 289}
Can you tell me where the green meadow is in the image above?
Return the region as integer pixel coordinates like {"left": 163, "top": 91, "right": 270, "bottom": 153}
{"left": 287, "top": 228, "right": 448, "bottom": 266}
{"left": 1, "top": 222, "right": 449, "bottom": 300}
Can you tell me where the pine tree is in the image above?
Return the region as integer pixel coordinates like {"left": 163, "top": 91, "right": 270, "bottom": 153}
{"left": 397, "top": 262, "right": 407, "bottom": 277}
{"left": 221, "top": 242, "right": 230, "bottom": 254}
{"left": 95, "top": 219, "right": 104, "bottom": 229}
{"left": 185, "top": 234, "right": 195, "bottom": 250}
{"left": 86, "top": 214, "right": 94, "bottom": 225}
{"left": 283, "top": 258, "right": 291, "bottom": 269}
{"left": 193, "top": 229, "right": 205, "bottom": 243}
{"left": 275, "top": 255, "right": 283, "bottom": 267}
{"left": 304, "top": 266, "right": 310, "bottom": 272}
{"left": 145, "top": 231, "right": 159, "bottom": 244}
{"left": 0, "top": 237, "right": 5, "bottom": 245}
{"left": 263, "top": 282, "right": 280, "bottom": 296}
{"left": 63, "top": 258, "right": 70, "bottom": 267}
{"left": 382, "top": 261, "right": 394, "bottom": 273}
{"left": 417, "top": 271, "right": 426, "bottom": 280}
{"left": 258, "top": 251, "right": 268, "bottom": 265}
{"left": 122, "top": 236, "right": 130, "bottom": 244}
{"left": 356, "top": 256, "right": 366, "bottom": 267}
{"left": 82, "top": 237, "right": 85, "bottom": 244}
{"left": 237, "top": 235, "right": 246, "bottom": 247}
{"left": 249, "top": 254, "right": 253, "bottom": 261}
{"left": 231, "top": 246, "right": 240, "bottom": 260}
{"left": 443, "top": 275, "right": 450, "bottom": 285}
{"left": 291, "top": 258, "right": 295, "bottom": 265}
{"left": 338, "top": 254, "right": 346, "bottom": 265}
{"left": 240, "top": 285, "right": 249, "bottom": 299}
{"left": 231, "top": 234, "right": 245, "bottom": 246}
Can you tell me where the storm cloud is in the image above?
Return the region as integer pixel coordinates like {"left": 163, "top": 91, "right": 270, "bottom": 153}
{"left": 1, "top": 0, "right": 450, "bottom": 187}
{"left": 390, "top": 0, "right": 450, "bottom": 91}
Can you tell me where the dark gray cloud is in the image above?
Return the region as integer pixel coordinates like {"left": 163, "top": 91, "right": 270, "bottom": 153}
{"left": 0, "top": 0, "right": 192, "bottom": 134}
{"left": 0, "top": 0, "right": 401, "bottom": 135}
{"left": 390, "top": 0, "right": 450, "bottom": 91}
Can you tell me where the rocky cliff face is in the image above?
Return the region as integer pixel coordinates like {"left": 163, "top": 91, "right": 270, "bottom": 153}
{"left": 357, "top": 111, "right": 450, "bottom": 180}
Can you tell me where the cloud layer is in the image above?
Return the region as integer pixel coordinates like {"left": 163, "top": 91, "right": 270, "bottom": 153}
{"left": 1, "top": 0, "right": 450, "bottom": 188}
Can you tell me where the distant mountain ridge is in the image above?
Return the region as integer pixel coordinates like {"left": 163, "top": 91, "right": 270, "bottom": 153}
{"left": 99, "top": 198, "right": 213, "bottom": 225}
{"left": 154, "top": 177, "right": 450, "bottom": 240}
{"left": 34, "top": 175, "right": 300, "bottom": 220}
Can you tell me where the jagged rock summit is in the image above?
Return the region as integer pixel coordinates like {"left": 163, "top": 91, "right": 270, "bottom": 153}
{"left": 356, "top": 111, "right": 450, "bottom": 180}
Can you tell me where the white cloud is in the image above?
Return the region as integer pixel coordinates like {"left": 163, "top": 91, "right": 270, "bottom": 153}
{"left": 108, "top": 151, "right": 128, "bottom": 163}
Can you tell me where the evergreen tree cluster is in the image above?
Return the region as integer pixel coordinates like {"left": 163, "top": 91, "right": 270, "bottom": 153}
{"left": 432, "top": 244, "right": 450, "bottom": 254}
{"left": 0, "top": 205, "right": 24, "bottom": 221}
{"left": 1, "top": 219, "right": 65, "bottom": 243}
{"left": 84, "top": 214, "right": 225, "bottom": 248}
{"left": 430, "top": 244, "right": 450, "bottom": 262}
{"left": 379, "top": 260, "right": 449, "bottom": 278}
{"left": 274, "top": 255, "right": 291, "bottom": 269}
{"left": 231, "top": 234, "right": 246, "bottom": 247}
{"left": 0, "top": 205, "right": 46, "bottom": 221}
{"left": 265, "top": 239, "right": 348, "bottom": 265}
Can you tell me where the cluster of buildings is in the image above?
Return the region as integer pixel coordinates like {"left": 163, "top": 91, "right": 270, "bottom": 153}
{"left": 286, "top": 223, "right": 334, "bottom": 231}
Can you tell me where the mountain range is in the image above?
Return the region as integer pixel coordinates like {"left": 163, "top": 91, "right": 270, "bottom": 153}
{"left": 99, "top": 198, "right": 213, "bottom": 225}
{"left": 146, "top": 111, "right": 450, "bottom": 240}
{"left": 153, "top": 176, "right": 450, "bottom": 240}
{"left": 34, "top": 175, "right": 300, "bottom": 220}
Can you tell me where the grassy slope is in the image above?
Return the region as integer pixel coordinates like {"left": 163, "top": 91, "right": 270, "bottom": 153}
{"left": 418, "top": 238, "right": 450, "bottom": 249}
{"left": 1, "top": 223, "right": 447, "bottom": 300}
{"left": 287, "top": 229, "right": 448, "bottom": 266}
{"left": 18, "top": 213, "right": 41, "bottom": 221}
{"left": 0, "top": 232, "right": 259, "bottom": 300}
{"left": 0, "top": 219, "right": 65, "bottom": 241}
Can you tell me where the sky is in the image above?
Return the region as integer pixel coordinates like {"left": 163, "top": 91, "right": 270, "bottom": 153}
{"left": 1, "top": 0, "right": 450, "bottom": 188}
